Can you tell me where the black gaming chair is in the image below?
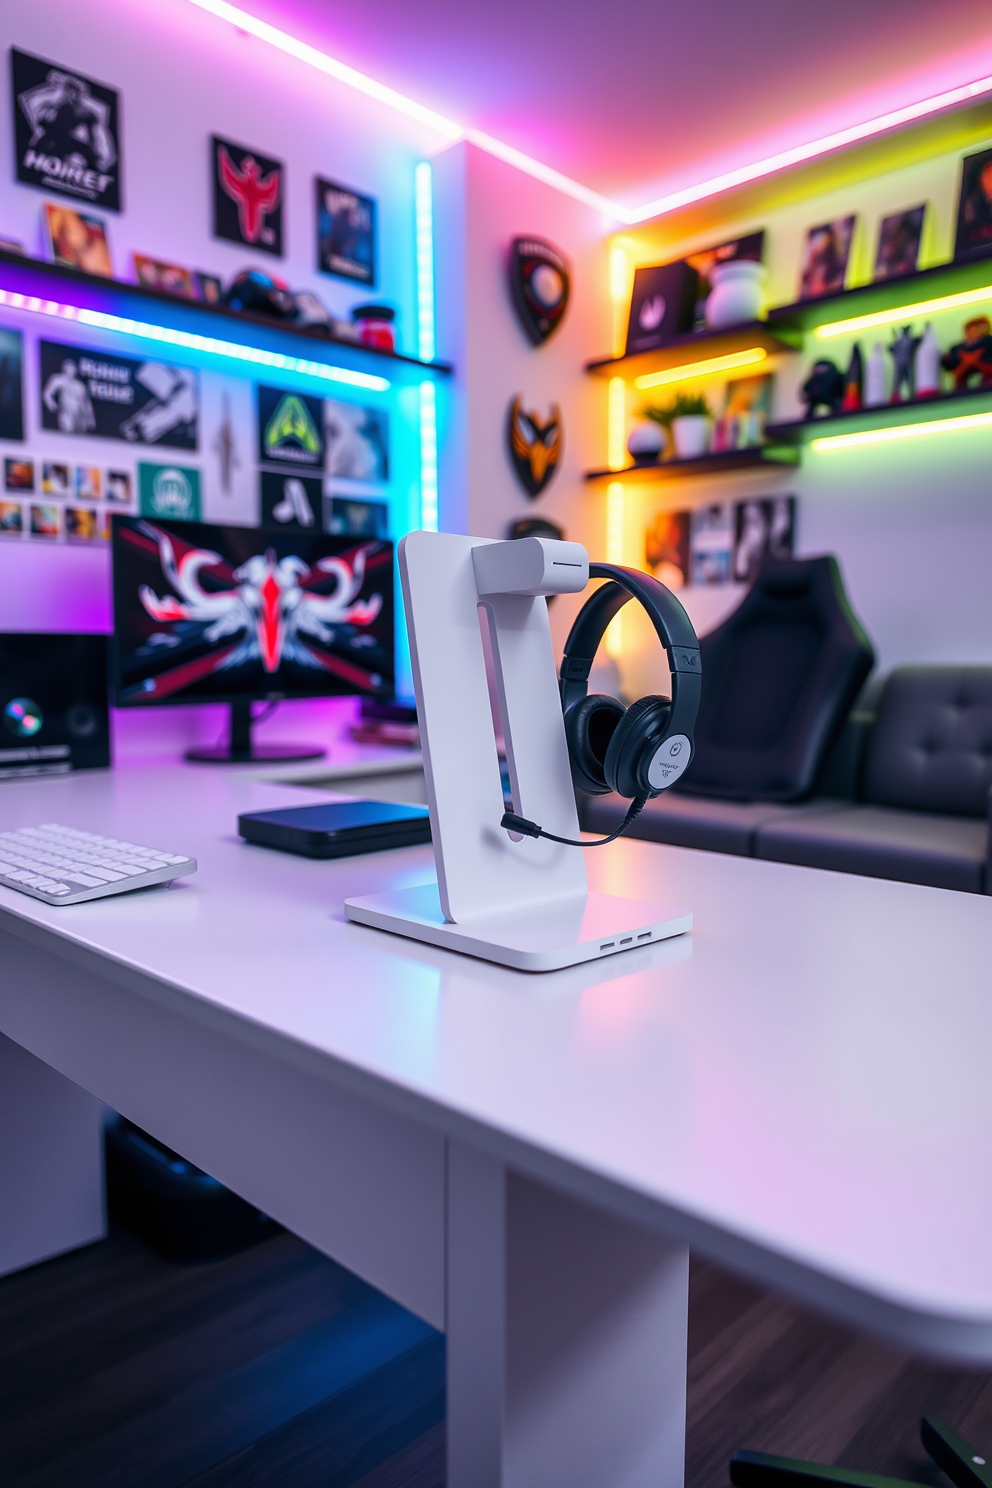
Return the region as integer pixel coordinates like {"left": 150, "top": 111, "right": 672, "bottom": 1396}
{"left": 679, "top": 555, "right": 874, "bottom": 803}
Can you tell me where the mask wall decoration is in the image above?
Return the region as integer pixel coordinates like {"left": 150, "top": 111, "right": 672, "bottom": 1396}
{"left": 507, "top": 396, "right": 562, "bottom": 498}
{"left": 508, "top": 238, "right": 570, "bottom": 345}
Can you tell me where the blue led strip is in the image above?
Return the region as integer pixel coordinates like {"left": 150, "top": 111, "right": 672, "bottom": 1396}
{"left": 414, "top": 162, "right": 436, "bottom": 364}
{"left": 0, "top": 289, "right": 391, "bottom": 392}
{"left": 418, "top": 380, "right": 439, "bottom": 531}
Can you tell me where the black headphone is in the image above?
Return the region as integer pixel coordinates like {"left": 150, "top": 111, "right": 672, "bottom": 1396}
{"left": 501, "top": 564, "right": 701, "bottom": 846}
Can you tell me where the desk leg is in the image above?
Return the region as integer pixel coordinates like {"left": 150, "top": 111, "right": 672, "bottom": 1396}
{"left": 0, "top": 1032, "right": 105, "bottom": 1279}
{"left": 447, "top": 1142, "right": 688, "bottom": 1488}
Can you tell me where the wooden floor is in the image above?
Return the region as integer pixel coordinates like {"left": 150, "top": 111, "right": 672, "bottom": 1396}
{"left": 2, "top": 1220, "right": 992, "bottom": 1486}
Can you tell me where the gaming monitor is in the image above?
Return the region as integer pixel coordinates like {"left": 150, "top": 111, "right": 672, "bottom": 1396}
{"left": 111, "top": 516, "right": 394, "bottom": 762}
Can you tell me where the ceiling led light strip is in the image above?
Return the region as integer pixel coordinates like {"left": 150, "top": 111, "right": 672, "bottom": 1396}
{"left": 628, "top": 74, "right": 992, "bottom": 222}
{"left": 811, "top": 409, "right": 992, "bottom": 452}
{"left": 816, "top": 284, "right": 992, "bottom": 339}
{"left": 634, "top": 347, "right": 767, "bottom": 391}
{"left": 0, "top": 289, "right": 390, "bottom": 392}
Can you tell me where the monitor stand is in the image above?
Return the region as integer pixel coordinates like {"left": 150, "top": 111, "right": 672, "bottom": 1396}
{"left": 185, "top": 701, "right": 326, "bottom": 764}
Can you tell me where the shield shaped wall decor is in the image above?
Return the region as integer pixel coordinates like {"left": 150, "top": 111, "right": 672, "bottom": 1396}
{"left": 508, "top": 238, "right": 570, "bottom": 346}
{"left": 506, "top": 396, "right": 562, "bottom": 498}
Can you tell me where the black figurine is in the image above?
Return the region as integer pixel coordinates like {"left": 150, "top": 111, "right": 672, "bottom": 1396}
{"left": 888, "top": 325, "right": 921, "bottom": 403}
{"left": 801, "top": 359, "right": 845, "bottom": 418}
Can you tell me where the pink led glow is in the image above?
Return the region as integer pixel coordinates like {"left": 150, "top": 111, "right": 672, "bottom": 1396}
{"left": 185, "top": 0, "right": 992, "bottom": 223}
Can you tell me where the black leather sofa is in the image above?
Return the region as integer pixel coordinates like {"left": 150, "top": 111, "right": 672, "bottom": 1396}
{"left": 580, "top": 666, "right": 992, "bottom": 894}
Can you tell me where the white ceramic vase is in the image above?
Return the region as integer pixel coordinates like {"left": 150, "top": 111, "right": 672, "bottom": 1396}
{"left": 626, "top": 420, "right": 666, "bottom": 463}
{"left": 705, "top": 260, "right": 767, "bottom": 329}
{"left": 864, "top": 342, "right": 888, "bottom": 406}
{"left": 671, "top": 415, "right": 712, "bottom": 459}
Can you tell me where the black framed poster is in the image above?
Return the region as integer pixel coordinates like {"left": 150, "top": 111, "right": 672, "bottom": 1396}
{"left": 212, "top": 136, "right": 283, "bottom": 256}
{"left": 11, "top": 48, "right": 121, "bottom": 210}
{"left": 315, "top": 177, "right": 375, "bottom": 285}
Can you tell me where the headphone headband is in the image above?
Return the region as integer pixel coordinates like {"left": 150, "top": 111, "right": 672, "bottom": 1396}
{"left": 560, "top": 563, "right": 701, "bottom": 714}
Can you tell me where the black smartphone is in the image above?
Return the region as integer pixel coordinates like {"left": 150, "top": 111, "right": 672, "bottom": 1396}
{"left": 237, "top": 800, "right": 431, "bottom": 859}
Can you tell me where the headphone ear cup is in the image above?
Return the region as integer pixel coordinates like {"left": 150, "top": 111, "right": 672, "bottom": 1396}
{"left": 604, "top": 695, "right": 671, "bottom": 798}
{"left": 563, "top": 694, "right": 625, "bottom": 795}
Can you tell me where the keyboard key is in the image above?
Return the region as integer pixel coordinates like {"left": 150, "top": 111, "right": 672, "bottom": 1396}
{"left": 62, "top": 873, "right": 108, "bottom": 888}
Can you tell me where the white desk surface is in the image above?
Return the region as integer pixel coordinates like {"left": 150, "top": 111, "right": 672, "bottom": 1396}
{"left": 2, "top": 762, "right": 991, "bottom": 1358}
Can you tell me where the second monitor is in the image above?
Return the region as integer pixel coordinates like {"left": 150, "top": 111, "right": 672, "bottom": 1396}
{"left": 111, "top": 516, "right": 394, "bottom": 763}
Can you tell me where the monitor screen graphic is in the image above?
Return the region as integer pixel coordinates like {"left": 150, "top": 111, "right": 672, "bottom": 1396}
{"left": 112, "top": 517, "right": 393, "bottom": 705}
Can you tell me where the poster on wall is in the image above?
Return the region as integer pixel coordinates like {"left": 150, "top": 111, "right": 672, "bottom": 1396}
{"left": 11, "top": 49, "right": 121, "bottom": 210}
{"left": 315, "top": 178, "right": 375, "bottom": 285}
{"left": 325, "top": 400, "right": 388, "bottom": 483}
{"left": 212, "top": 136, "right": 283, "bottom": 256}
{"left": 733, "top": 496, "right": 795, "bottom": 583}
{"left": 0, "top": 328, "right": 25, "bottom": 442}
{"left": 201, "top": 374, "right": 256, "bottom": 525}
{"left": 257, "top": 386, "right": 324, "bottom": 468}
{"left": 138, "top": 462, "right": 202, "bottom": 521}
{"left": 39, "top": 341, "right": 199, "bottom": 448}
{"left": 954, "top": 147, "right": 992, "bottom": 263}
{"left": 260, "top": 470, "right": 321, "bottom": 529}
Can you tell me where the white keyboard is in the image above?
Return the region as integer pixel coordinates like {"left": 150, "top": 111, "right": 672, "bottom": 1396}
{"left": 0, "top": 824, "right": 196, "bottom": 905}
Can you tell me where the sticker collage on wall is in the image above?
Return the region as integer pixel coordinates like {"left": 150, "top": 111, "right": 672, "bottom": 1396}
{"left": 0, "top": 319, "right": 390, "bottom": 545}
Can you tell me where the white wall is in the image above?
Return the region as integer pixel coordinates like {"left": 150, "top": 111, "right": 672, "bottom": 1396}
{"left": 432, "top": 141, "right": 614, "bottom": 655}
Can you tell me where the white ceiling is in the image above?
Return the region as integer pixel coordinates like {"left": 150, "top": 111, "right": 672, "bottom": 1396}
{"left": 251, "top": 0, "right": 992, "bottom": 208}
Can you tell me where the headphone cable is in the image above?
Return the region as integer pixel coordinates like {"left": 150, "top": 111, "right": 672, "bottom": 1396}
{"left": 500, "top": 794, "right": 647, "bottom": 847}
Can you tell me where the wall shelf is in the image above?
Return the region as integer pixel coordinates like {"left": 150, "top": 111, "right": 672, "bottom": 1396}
{"left": 584, "top": 446, "right": 800, "bottom": 483}
{"left": 585, "top": 321, "right": 801, "bottom": 381}
{"left": 766, "top": 384, "right": 992, "bottom": 443}
{"left": 0, "top": 249, "right": 452, "bottom": 378}
{"left": 767, "top": 247, "right": 992, "bottom": 337}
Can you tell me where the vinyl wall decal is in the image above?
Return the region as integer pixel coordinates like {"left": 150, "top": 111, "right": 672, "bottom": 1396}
{"left": 506, "top": 396, "right": 561, "bottom": 498}
{"left": 508, "top": 238, "right": 570, "bottom": 346}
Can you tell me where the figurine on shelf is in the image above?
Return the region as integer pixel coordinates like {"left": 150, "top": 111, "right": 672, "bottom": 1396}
{"left": 941, "top": 315, "right": 992, "bottom": 391}
{"left": 801, "top": 358, "right": 844, "bottom": 418}
{"left": 915, "top": 323, "right": 942, "bottom": 397}
{"left": 841, "top": 344, "right": 863, "bottom": 411}
{"left": 888, "top": 325, "right": 921, "bottom": 403}
{"left": 864, "top": 342, "right": 888, "bottom": 406}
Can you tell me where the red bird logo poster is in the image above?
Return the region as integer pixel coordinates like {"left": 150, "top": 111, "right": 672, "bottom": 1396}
{"left": 211, "top": 136, "right": 283, "bottom": 255}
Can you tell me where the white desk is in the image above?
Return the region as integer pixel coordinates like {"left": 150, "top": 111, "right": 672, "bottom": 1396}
{"left": 2, "top": 764, "right": 992, "bottom": 1488}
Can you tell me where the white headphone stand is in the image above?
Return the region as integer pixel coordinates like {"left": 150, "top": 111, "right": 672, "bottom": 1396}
{"left": 344, "top": 531, "right": 691, "bottom": 972}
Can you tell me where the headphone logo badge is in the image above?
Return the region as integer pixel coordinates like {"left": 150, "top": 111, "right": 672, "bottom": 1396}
{"left": 670, "top": 741, "right": 682, "bottom": 755}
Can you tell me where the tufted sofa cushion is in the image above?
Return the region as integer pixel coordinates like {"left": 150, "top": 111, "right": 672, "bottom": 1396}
{"left": 862, "top": 667, "right": 992, "bottom": 817}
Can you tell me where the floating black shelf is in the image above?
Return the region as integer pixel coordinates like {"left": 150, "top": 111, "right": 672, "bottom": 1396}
{"left": 584, "top": 446, "right": 800, "bottom": 483}
{"left": 585, "top": 320, "right": 801, "bottom": 380}
{"left": 766, "top": 383, "right": 992, "bottom": 442}
{"left": 0, "top": 248, "right": 452, "bottom": 374}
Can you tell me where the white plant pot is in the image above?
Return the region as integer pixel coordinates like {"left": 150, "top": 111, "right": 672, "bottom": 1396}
{"left": 705, "top": 260, "right": 767, "bottom": 329}
{"left": 671, "top": 416, "right": 711, "bottom": 459}
{"left": 626, "top": 420, "right": 666, "bottom": 463}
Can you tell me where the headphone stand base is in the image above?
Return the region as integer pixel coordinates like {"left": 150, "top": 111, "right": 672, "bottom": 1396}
{"left": 344, "top": 882, "right": 691, "bottom": 974}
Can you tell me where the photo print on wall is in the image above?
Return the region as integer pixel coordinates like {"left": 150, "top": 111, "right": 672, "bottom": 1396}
{"left": 40, "top": 341, "right": 199, "bottom": 448}
{"left": 212, "top": 136, "right": 283, "bottom": 255}
{"left": 646, "top": 497, "right": 796, "bottom": 588}
{"left": 258, "top": 386, "right": 324, "bottom": 469}
{"left": 11, "top": 48, "right": 121, "bottom": 210}
{"left": 315, "top": 178, "right": 375, "bottom": 285}
{"left": 138, "top": 462, "right": 202, "bottom": 522}
{"left": 733, "top": 496, "right": 796, "bottom": 583}
{"left": 874, "top": 206, "right": 926, "bottom": 280}
{"left": 44, "top": 203, "right": 112, "bottom": 276}
{"left": 260, "top": 470, "right": 321, "bottom": 529}
{"left": 954, "top": 147, "right": 992, "bottom": 263}
{"left": 0, "top": 328, "right": 24, "bottom": 442}
{"left": 799, "top": 216, "right": 856, "bottom": 299}
{"left": 325, "top": 401, "right": 389, "bottom": 484}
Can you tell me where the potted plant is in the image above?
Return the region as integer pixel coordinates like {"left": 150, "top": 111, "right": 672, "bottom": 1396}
{"left": 644, "top": 392, "right": 712, "bottom": 460}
